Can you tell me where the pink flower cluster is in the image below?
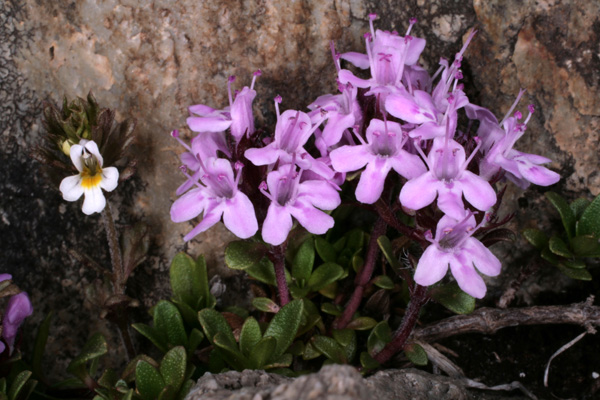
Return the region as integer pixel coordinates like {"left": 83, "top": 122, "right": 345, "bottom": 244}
{"left": 170, "top": 15, "right": 559, "bottom": 298}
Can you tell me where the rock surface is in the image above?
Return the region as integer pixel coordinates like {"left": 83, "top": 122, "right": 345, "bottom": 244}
{"left": 185, "top": 365, "right": 528, "bottom": 400}
{"left": 1, "top": 0, "right": 598, "bottom": 388}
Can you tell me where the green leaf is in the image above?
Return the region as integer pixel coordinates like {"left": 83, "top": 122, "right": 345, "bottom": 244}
{"left": 170, "top": 253, "right": 213, "bottom": 311}
{"left": 16, "top": 380, "right": 37, "bottom": 400}
{"left": 308, "top": 263, "right": 344, "bottom": 291}
{"left": 546, "top": 192, "right": 576, "bottom": 240}
{"left": 372, "top": 275, "right": 394, "bottom": 289}
{"left": 188, "top": 328, "right": 205, "bottom": 353}
{"left": 212, "top": 332, "right": 249, "bottom": 370}
{"left": 333, "top": 329, "right": 357, "bottom": 362}
{"left": 405, "top": 343, "right": 428, "bottom": 366}
{"left": 360, "top": 352, "right": 380, "bottom": 370}
{"left": 562, "top": 258, "right": 587, "bottom": 269}
{"left": 522, "top": 228, "right": 549, "bottom": 251}
{"left": 158, "top": 385, "right": 177, "bottom": 400}
{"left": 263, "top": 300, "right": 304, "bottom": 360}
{"left": 263, "top": 353, "right": 293, "bottom": 369}
{"left": 321, "top": 303, "right": 342, "bottom": 316}
{"left": 160, "top": 347, "right": 187, "bottom": 392}
{"left": 136, "top": 361, "right": 165, "bottom": 400}
{"left": 289, "top": 285, "right": 310, "bottom": 299}
{"left": 292, "top": 238, "right": 315, "bottom": 282}
{"left": 315, "top": 237, "right": 337, "bottom": 263}
{"left": 132, "top": 323, "right": 168, "bottom": 353}
{"left": 249, "top": 336, "right": 276, "bottom": 369}
{"left": 312, "top": 336, "right": 346, "bottom": 364}
{"left": 67, "top": 333, "right": 108, "bottom": 381}
{"left": 122, "top": 355, "right": 158, "bottom": 383}
{"left": 377, "top": 236, "right": 402, "bottom": 272}
{"left": 549, "top": 235, "right": 574, "bottom": 258}
{"left": 346, "top": 229, "right": 365, "bottom": 252}
{"left": 97, "top": 368, "right": 118, "bottom": 389}
{"left": 571, "top": 235, "right": 600, "bottom": 257}
{"left": 252, "top": 297, "right": 280, "bottom": 313}
{"left": 8, "top": 370, "right": 32, "bottom": 400}
{"left": 346, "top": 317, "right": 377, "bottom": 331}
{"left": 239, "top": 317, "right": 262, "bottom": 357}
{"left": 541, "top": 246, "right": 559, "bottom": 265}
{"left": 431, "top": 283, "right": 475, "bottom": 314}
{"left": 302, "top": 342, "right": 321, "bottom": 361}
{"left": 557, "top": 264, "right": 592, "bottom": 281}
{"left": 578, "top": 194, "right": 600, "bottom": 238}
{"left": 571, "top": 198, "right": 591, "bottom": 220}
{"left": 172, "top": 299, "right": 201, "bottom": 329}
{"left": 32, "top": 311, "right": 52, "bottom": 380}
{"left": 225, "top": 241, "right": 267, "bottom": 270}
{"left": 154, "top": 301, "right": 188, "bottom": 348}
{"left": 245, "top": 257, "right": 278, "bottom": 286}
{"left": 198, "top": 309, "right": 236, "bottom": 346}
{"left": 367, "top": 321, "right": 392, "bottom": 355}
{"left": 176, "top": 380, "right": 195, "bottom": 400}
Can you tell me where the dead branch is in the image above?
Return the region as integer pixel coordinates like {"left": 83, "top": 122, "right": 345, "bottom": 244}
{"left": 414, "top": 296, "right": 599, "bottom": 343}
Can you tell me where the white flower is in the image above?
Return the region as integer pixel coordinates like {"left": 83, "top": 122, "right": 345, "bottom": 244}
{"left": 59, "top": 140, "right": 119, "bottom": 215}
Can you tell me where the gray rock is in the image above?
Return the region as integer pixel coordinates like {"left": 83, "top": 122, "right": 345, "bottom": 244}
{"left": 184, "top": 365, "right": 528, "bottom": 400}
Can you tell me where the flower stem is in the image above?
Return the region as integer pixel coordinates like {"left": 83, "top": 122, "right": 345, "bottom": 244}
{"left": 271, "top": 244, "right": 290, "bottom": 306}
{"left": 101, "top": 203, "right": 135, "bottom": 360}
{"left": 335, "top": 217, "right": 387, "bottom": 329}
{"left": 102, "top": 203, "right": 124, "bottom": 293}
{"left": 374, "top": 284, "right": 429, "bottom": 364}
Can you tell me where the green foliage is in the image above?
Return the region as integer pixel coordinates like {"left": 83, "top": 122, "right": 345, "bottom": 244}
{"left": 430, "top": 283, "right": 476, "bottom": 314}
{"left": 198, "top": 300, "right": 305, "bottom": 371}
{"left": 524, "top": 192, "right": 600, "bottom": 281}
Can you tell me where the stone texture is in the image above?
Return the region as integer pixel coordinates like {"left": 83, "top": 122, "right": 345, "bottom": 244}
{"left": 184, "top": 365, "right": 528, "bottom": 400}
{"left": 1, "top": 0, "right": 598, "bottom": 385}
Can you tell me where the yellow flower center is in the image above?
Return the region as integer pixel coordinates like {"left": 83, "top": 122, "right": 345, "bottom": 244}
{"left": 81, "top": 167, "right": 103, "bottom": 189}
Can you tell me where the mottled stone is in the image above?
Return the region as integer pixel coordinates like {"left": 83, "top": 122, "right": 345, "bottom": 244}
{"left": 184, "top": 365, "right": 527, "bottom": 400}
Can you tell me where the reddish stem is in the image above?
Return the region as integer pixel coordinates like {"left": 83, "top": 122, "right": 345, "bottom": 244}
{"left": 374, "top": 284, "right": 429, "bottom": 364}
{"left": 271, "top": 244, "right": 290, "bottom": 306}
{"left": 334, "top": 217, "right": 387, "bottom": 329}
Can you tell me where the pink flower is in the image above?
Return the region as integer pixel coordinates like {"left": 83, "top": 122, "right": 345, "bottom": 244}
{"left": 260, "top": 165, "right": 340, "bottom": 245}
{"left": 171, "top": 158, "right": 258, "bottom": 241}
{"left": 338, "top": 15, "right": 426, "bottom": 95}
{"left": 2, "top": 292, "right": 33, "bottom": 354}
{"left": 415, "top": 213, "right": 501, "bottom": 298}
{"left": 186, "top": 72, "right": 260, "bottom": 142}
{"left": 330, "top": 119, "right": 426, "bottom": 203}
{"left": 399, "top": 136, "right": 496, "bottom": 219}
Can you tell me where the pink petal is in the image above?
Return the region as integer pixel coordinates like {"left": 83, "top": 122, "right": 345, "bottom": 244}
{"left": 189, "top": 104, "right": 217, "bottom": 116}
{"left": 321, "top": 112, "right": 355, "bottom": 147}
{"left": 516, "top": 158, "right": 560, "bottom": 186}
{"left": 408, "top": 121, "right": 445, "bottom": 140}
{"left": 463, "top": 239, "right": 502, "bottom": 277}
{"left": 449, "top": 255, "right": 487, "bottom": 299}
{"left": 389, "top": 151, "right": 427, "bottom": 180}
{"left": 338, "top": 69, "right": 371, "bottom": 88}
{"left": 414, "top": 246, "right": 450, "bottom": 286}
{"left": 170, "top": 188, "right": 207, "bottom": 222}
{"left": 459, "top": 171, "right": 497, "bottom": 212}
{"left": 399, "top": 172, "right": 438, "bottom": 211}
{"left": 187, "top": 116, "right": 232, "bottom": 133}
{"left": 262, "top": 204, "right": 294, "bottom": 245}
{"left": 329, "top": 145, "right": 372, "bottom": 172}
{"left": 244, "top": 144, "right": 282, "bottom": 166}
{"left": 340, "top": 52, "right": 370, "bottom": 69}
{"left": 436, "top": 184, "right": 467, "bottom": 220}
{"left": 297, "top": 180, "right": 341, "bottom": 210}
{"left": 222, "top": 193, "right": 258, "bottom": 239}
{"left": 355, "top": 158, "right": 392, "bottom": 204}
{"left": 289, "top": 201, "right": 334, "bottom": 235}
{"left": 183, "top": 202, "right": 223, "bottom": 241}
{"left": 405, "top": 37, "right": 426, "bottom": 65}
